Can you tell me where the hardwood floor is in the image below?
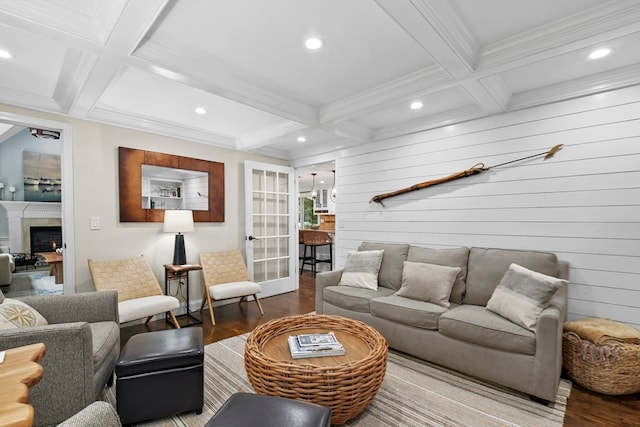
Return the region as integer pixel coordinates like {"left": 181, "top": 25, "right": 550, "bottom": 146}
{"left": 121, "top": 272, "right": 639, "bottom": 426}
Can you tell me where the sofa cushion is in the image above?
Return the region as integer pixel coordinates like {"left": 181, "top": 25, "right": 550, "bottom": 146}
{"left": 487, "top": 263, "right": 567, "bottom": 331}
{"left": 395, "top": 261, "right": 460, "bottom": 307}
{"left": 0, "top": 298, "right": 48, "bottom": 329}
{"left": 371, "top": 295, "right": 448, "bottom": 330}
{"left": 338, "top": 250, "right": 384, "bottom": 290}
{"left": 89, "top": 321, "right": 121, "bottom": 372}
{"left": 359, "top": 242, "right": 410, "bottom": 290}
{"left": 439, "top": 305, "right": 536, "bottom": 355}
{"left": 464, "top": 247, "right": 558, "bottom": 306}
{"left": 323, "top": 285, "right": 395, "bottom": 313}
{"left": 407, "top": 246, "right": 470, "bottom": 304}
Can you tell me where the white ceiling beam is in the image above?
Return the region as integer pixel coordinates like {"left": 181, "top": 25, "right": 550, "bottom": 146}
{"left": 477, "top": 2, "right": 640, "bottom": 72}
{"left": 509, "top": 64, "right": 640, "bottom": 111}
{"left": 320, "top": 66, "right": 450, "bottom": 124}
{"left": 236, "top": 121, "right": 309, "bottom": 151}
{"left": 87, "top": 107, "right": 236, "bottom": 149}
{"left": 68, "top": 1, "right": 171, "bottom": 117}
{"left": 374, "top": 104, "right": 487, "bottom": 142}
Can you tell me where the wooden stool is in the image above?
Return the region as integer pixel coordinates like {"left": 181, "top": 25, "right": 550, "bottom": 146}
{"left": 299, "top": 230, "right": 332, "bottom": 275}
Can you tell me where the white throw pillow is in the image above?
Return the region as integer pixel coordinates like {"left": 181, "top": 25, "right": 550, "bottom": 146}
{"left": 0, "top": 298, "right": 49, "bottom": 329}
{"left": 338, "top": 250, "right": 384, "bottom": 290}
{"left": 395, "top": 261, "right": 461, "bottom": 307}
{"left": 486, "top": 263, "right": 567, "bottom": 331}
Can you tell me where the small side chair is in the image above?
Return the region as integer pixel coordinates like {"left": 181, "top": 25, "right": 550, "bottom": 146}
{"left": 199, "top": 249, "right": 264, "bottom": 326}
{"left": 88, "top": 256, "right": 181, "bottom": 327}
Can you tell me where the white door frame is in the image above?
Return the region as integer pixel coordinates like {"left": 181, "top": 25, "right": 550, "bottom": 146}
{"left": 0, "top": 110, "right": 75, "bottom": 294}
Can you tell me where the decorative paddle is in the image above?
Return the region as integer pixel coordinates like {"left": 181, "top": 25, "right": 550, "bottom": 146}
{"left": 370, "top": 144, "right": 563, "bottom": 206}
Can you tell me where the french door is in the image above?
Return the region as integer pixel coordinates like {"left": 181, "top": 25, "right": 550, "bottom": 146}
{"left": 244, "top": 161, "right": 297, "bottom": 297}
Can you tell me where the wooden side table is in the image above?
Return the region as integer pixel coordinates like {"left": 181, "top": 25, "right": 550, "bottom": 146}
{"left": 0, "top": 343, "right": 46, "bottom": 427}
{"left": 163, "top": 264, "right": 203, "bottom": 327}
{"left": 35, "top": 252, "right": 63, "bottom": 284}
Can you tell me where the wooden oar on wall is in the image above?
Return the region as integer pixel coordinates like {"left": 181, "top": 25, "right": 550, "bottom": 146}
{"left": 370, "top": 144, "right": 563, "bottom": 206}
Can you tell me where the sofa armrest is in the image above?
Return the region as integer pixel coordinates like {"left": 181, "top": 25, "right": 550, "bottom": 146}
{"left": 18, "top": 291, "right": 119, "bottom": 324}
{"left": 58, "top": 401, "right": 122, "bottom": 427}
{"left": 532, "top": 282, "right": 568, "bottom": 400}
{"left": 315, "top": 270, "right": 343, "bottom": 314}
{"left": 0, "top": 322, "right": 97, "bottom": 426}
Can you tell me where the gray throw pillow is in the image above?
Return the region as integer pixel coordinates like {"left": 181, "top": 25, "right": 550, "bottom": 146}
{"left": 359, "top": 242, "right": 409, "bottom": 290}
{"left": 407, "top": 246, "right": 470, "bottom": 304}
{"left": 395, "top": 261, "right": 461, "bottom": 307}
{"left": 486, "top": 263, "right": 567, "bottom": 331}
{"left": 338, "top": 250, "right": 384, "bottom": 290}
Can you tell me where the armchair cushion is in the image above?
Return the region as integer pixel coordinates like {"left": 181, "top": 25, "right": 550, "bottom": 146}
{"left": 208, "top": 281, "right": 261, "bottom": 300}
{"left": 118, "top": 295, "right": 180, "bottom": 324}
{"left": 0, "top": 298, "right": 48, "bottom": 329}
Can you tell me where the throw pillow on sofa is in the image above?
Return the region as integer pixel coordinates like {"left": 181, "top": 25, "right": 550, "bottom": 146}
{"left": 0, "top": 298, "right": 49, "bottom": 329}
{"left": 486, "top": 263, "right": 566, "bottom": 331}
{"left": 338, "top": 250, "right": 384, "bottom": 290}
{"left": 395, "top": 261, "right": 461, "bottom": 307}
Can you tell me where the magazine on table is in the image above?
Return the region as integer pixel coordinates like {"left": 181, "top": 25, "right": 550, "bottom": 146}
{"left": 296, "top": 332, "right": 340, "bottom": 347}
{"left": 288, "top": 335, "right": 345, "bottom": 359}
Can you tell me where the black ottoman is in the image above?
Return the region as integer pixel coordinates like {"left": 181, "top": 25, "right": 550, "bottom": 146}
{"left": 116, "top": 328, "right": 204, "bottom": 424}
{"left": 205, "top": 393, "right": 332, "bottom": 427}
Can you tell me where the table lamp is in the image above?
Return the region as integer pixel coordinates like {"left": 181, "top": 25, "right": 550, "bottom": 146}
{"left": 163, "top": 209, "right": 194, "bottom": 265}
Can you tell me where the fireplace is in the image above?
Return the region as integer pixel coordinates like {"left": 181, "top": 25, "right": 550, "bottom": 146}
{"left": 30, "top": 226, "right": 62, "bottom": 255}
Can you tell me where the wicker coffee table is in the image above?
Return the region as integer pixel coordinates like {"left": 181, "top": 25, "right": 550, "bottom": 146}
{"left": 244, "top": 314, "right": 388, "bottom": 425}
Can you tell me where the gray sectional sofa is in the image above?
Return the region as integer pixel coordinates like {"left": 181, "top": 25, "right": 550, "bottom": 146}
{"left": 316, "top": 242, "right": 569, "bottom": 402}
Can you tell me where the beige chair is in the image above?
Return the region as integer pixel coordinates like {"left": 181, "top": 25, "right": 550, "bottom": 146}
{"left": 88, "top": 256, "right": 181, "bottom": 327}
{"left": 199, "top": 249, "right": 264, "bottom": 326}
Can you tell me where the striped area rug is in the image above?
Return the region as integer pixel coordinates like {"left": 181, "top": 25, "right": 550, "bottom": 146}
{"left": 101, "top": 334, "right": 570, "bottom": 426}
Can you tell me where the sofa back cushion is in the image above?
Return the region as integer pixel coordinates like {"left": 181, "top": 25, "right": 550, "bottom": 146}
{"left": 407, "top": 246, "right": 470, "bottom": 304}
{"left": 464, "top": 247, "right": 558, "bottom": 306}
{"left": 358, "top": 242, "right": 409, "bottom": 290}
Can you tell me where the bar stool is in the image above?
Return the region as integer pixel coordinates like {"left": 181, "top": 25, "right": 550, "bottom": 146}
{"left": 299, "top": 230, "right": 332, "bottom": 275}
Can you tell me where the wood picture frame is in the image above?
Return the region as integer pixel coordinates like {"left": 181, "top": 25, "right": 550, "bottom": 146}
{"left": 118, "top": 147, "right": 224, "bottom": 222}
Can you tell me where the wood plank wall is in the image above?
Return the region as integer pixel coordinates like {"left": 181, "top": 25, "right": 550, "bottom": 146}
{"left": 334, "top": 85, "right": 640, "bottom": 328}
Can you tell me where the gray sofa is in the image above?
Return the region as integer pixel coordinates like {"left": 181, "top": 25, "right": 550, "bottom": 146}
{"left": 316, "top": 242, "right": 569, "bottom": 402}
{"left": 0, "top": 291, "right": 120, "bottom": 427}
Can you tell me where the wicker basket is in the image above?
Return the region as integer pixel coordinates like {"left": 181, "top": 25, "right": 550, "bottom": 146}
{"left": 245, "top": 314, "right": 388, "bottom": 425}
{"left": 563, "top": 331, "right": 640, "bottom": 395}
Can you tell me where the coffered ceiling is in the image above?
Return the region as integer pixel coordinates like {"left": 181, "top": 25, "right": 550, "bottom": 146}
{"left": 1, "top": 0, "right": 639, "bottom": 162}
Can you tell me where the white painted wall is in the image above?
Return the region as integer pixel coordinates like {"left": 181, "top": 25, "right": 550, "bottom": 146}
{"left": 333, "top": 86, "right": 640, "bottom": 329}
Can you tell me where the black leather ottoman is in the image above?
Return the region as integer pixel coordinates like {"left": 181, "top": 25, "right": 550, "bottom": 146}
{"left": 205, "top": 393, "right": 332, "bottom": 427}
{"left": 116, "top": 328, "right": 204, "bottom": 425}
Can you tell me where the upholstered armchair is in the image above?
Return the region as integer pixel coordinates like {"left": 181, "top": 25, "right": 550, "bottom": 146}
{"left": 0, "top": 245, "right": 14, "bottom": 286}
{"left": 0, "top": 291, "right": 120, "bottom": 427}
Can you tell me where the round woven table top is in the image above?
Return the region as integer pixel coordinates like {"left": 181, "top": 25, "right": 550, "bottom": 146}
{"left": 244, "top": 314, "right": 388, "bottom": 425}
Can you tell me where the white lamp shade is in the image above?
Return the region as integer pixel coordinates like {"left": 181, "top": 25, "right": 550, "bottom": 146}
{"left": 163, "top": 209, "right": 194, "bottom": 233}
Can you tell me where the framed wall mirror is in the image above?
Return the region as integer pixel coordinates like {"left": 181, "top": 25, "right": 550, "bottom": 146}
{"left": 118, "top": 147, "right": 224, "bottom": 222}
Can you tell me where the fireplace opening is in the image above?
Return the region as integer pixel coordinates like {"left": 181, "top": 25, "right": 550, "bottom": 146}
{"left": 30, "top": 226, "right": 63, "bottom": 255}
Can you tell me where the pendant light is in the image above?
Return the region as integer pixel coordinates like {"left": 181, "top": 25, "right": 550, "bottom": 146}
{"left": 311, "top": 173, "right": 317, "bottom": 200}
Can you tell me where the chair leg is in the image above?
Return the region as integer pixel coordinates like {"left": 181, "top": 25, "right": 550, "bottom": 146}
{"left": 167, "top": 311, "right": 181, "bottom": 328}
{"left": 206, "top": 291, "right": 216, "bottom": 326}
{"left": 253, "top": 295, "right": 264, "bottom": 315}
{"left": 145, "top": 316, "right": 153, "bottom": 324}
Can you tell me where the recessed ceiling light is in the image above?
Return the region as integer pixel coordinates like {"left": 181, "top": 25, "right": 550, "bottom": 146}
{"left": 297, "top": 136, "right": 306, "bottom": 143}
{"left": 410, "top": 101, "right": 423, "bottom": 110}
{"left": 0, "top": 49, "right": 12, "bottom": 59}
{"left": 194, "top": 107, "right": 207, "bottom": 115}
{"left": 305, "top": 38, "right": 323, "bottom": 50}
{"left": 588, "top": 48, "right": 611, "bottom": 60}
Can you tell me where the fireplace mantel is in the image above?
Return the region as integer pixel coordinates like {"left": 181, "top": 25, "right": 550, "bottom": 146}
{"left": 0, "top": 201, "right": 61, "bottom": 253}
